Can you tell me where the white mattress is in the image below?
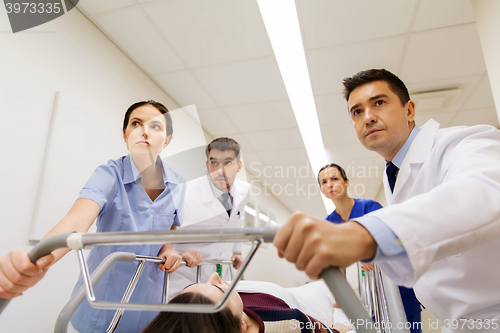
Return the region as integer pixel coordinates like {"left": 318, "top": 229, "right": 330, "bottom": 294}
{"left": 236, "top": 279, "right": 355, "bottom": 331}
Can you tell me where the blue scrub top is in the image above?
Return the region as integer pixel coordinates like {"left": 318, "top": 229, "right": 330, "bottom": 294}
{"left": 70, "top": 155, "right": 185, "bottom": 333}
{"left": 325, "top": 198, "right": 422, "bottom": 321}
{"left": 326, "top": 198, "right": 382, "bottom": 223}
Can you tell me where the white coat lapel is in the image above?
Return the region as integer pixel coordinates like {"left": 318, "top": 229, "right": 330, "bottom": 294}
{"left": 392, "top": 119, "right": 440, "bottom": 200}
{"left": 200, "top": 176, "right": 226, "bottom": 217}
{"left": 383, "top": 171, "right": 394, "bottom": 205}
{"left": 229, "top": 180, "right": 244, "bottom": 218}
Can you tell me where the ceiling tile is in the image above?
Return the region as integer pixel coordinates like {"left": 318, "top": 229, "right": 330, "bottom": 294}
{"left": 94, "top": 9, "right": 185, "bottom": 74}
{"left": 415, "top": 111, "right": 457, "bottom": 129}
{"left": 193, "top": 57, "right": 288, "bottom": 106}
{"left": 308, "top": 36, "right": 406, "bottom": 95}
{"left": 407, "top": 75, "right": 482, "bottom": 113}
{"left": 224, "top": 133, "right": 256, "bottom": 154}
{"left": 243, "top": 128, "right": 304, "bottom": 152}
{"left": 78, "top": 0, "right": 135, "bottom": 15}
{"left": 325, "top": 143, "right": 378, "bottom": 162}
{"left": 197, "top": 108, "right": 239, "bottom": 137}
{"left": 258, "top": 148, "right": 309, "bottom": 167}
{"left": 321, "top": 123, "right": 360, "bottom": 146}
{"left": 315, "top": 93, "right": 351, "bottom": 126}
{"left": 400, "top": 24, "right": 486, "bottom": 83}
{"left": 223, "top": 100, "right": 297, "bottom": 133}
{"left": 449, "top": 108, "right": 499, "bottom": 128}
{"left": 413, "top": 0, "right": 475, "bottom": 32}
{"left": 241, "top": 152, "right": 265, "bottom": 172}
{"left": 143, "top": 0, "right": 273, "bottom": 67}
{"left": 297, "top": 0, "right": 415, "bottom": 49}
{"left": 462, "top": 75, "right": 496, "bottom": 110}
{"left": 154, "top": 70, "right": 217, "bottom": 110}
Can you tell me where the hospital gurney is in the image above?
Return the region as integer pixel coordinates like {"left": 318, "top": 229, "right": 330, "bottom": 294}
{"left": 358, "top": 264, "right": 410, "bottom": 333}
{"left": 0, "top": 226, "right": 408, "bottom": 333}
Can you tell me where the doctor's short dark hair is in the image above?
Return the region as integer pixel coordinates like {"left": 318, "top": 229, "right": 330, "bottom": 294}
{"left": 205, "top": 137, "right": 242, "bottom": 162}
{"left": 342, "top": 69, "right": 410, "bottom": 107}
{"left": 123, "top": 100, "right": 173, "bottom": 137}
{"left": 141, "top": 292, "right": 240, "bottom": 333}
{"left": 317, "top": 163, "right": 348, "bottom": 185}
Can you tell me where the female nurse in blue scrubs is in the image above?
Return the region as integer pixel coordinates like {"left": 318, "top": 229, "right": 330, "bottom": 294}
{"left": 0, "top": 101, "right": 202, "bottom": 333}
{"left": 318, "top": 163, "right": 422, "bottom": 333}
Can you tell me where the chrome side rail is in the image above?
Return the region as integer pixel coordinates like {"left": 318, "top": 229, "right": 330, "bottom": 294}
{"left": 76, "top": 239, "right": 262, "bottom": 313}
{"left": 106, "top": 256, "right": 165, "bottom": 333}
{"left": 358, "top": 263, "right": 410, "bottom": 333}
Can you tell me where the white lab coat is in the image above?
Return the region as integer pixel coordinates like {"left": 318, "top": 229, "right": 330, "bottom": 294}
{"left": 168, "top": 176, "right": 251, "bottom": 298}
{"left": 369, "top": 119, "right": 500, "bottom": 324}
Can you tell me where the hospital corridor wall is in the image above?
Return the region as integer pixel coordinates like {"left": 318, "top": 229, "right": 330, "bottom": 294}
{"left": 0, "top": 7, "right": 296, "bottom": 333}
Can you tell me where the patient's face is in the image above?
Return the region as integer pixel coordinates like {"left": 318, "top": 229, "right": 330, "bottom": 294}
{"left": 183, "top": 272, "right": 244, "bottom": 319}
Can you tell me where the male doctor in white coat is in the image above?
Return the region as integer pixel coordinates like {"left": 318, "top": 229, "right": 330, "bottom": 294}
{"left": 168, "top": 137, "right": 252, "bottom": 298}
{"left": 274, "top": 69, "right": 500, "bottom": 332}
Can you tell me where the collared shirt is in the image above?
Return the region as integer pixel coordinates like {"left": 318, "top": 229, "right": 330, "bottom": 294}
{"left": 355, "top": 126, "right": 420, "bottom": 262}
{"left": 71, "top": 155, "right": 186, "bottom": 333}
{"left": 208, "top": 174, "right": 234, "bottom": 210}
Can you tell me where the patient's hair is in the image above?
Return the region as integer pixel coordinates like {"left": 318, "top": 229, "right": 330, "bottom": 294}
{"left": 205, "top": 137, "right": 242, "bottom": 162}
{"left": 141, "top": 292, "right": 240, "bottom": 333}
{"left": 342, "top": 68, "right": 410, "bottom": 107}
{"left": 317, "top": 163, "right": 348, "bottom": 185}
{"left": 123, "top": 100, "right": 173, "bottom": 137}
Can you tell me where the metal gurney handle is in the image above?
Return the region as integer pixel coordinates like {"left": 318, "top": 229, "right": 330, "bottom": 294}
{"left": 0, "top": 226, "right": 377, "bottom": 333}
{"left": 56, "top": 256, "right": 237, "bottom": 333}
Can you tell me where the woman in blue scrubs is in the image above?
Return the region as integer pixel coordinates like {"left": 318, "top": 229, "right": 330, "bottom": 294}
{"left": 0, "top": 101, "right": 202, "bottom": 332}
{"left": 318, "top": 163, "right": 422, "bottom": 333}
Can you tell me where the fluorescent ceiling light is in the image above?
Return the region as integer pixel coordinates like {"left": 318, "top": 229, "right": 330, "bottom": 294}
{"left": 257, "top": 0, "right": 334, "bottom": 213}
{"left": 259, "top": 213, "right": 270, "bottom": 222}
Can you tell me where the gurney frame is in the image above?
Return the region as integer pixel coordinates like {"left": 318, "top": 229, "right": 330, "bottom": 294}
{"left": 0, "top": 226, "right": 409, "bottom": 333}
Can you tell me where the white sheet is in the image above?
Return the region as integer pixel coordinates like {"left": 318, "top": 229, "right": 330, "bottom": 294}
{"left": 235, "top": 280, "right": 335, "bottom": 328}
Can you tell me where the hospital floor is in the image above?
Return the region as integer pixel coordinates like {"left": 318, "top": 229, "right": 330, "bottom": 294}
{"left": 422, "top": 309, "right": 441, "bottom": 332}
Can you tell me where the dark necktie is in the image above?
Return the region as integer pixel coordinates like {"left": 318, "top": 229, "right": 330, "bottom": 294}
{"left": 220, "top": 192, "right": 232, "bottom": 216}
{"left": 386, "top": 161, "right": 399, "bottom": 193}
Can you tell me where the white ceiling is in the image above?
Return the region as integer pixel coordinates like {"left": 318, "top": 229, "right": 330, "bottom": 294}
{"left": 77, "top": 0, "right": 498, "bottom": 217}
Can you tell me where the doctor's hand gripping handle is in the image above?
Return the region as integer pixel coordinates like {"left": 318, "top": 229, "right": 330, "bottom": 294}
{"left": 0, "top": 231, "right": 75, "bottom": 315}
{"left": 264, "top": 224, "right": 377, "bottom": 333}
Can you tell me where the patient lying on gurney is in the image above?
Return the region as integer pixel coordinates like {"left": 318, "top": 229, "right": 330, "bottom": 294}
{"left": 142, "top": 272, "right": 352, "bottom": 333}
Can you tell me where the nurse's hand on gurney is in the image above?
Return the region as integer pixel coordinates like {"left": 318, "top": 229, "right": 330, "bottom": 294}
{"left": 0, "top": 245, "right": 203, "bottom": 299}
{"left": 274, "top": 212, "right": 377, "bottom": 279}
{"left": 0, "top": 249, "right": 55, "bottom": 299}
{"left": 231, "top": 253, "right": 243, "bottom": 269}
{"left": 359, "top": 263, "right": 375, "bottom": 272}
{"left": 157, "top": 247, "right": 203, "bottom": 272}
{"left": 179, "top": 249, "right": 204, "bottom": 268}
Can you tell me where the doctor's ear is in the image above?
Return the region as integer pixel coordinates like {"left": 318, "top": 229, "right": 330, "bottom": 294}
{"left": 406, "top": 100, "right": 416, "bottom": 123}
{"left": 123, "top": 129, "right": 127, "bottom": 143}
